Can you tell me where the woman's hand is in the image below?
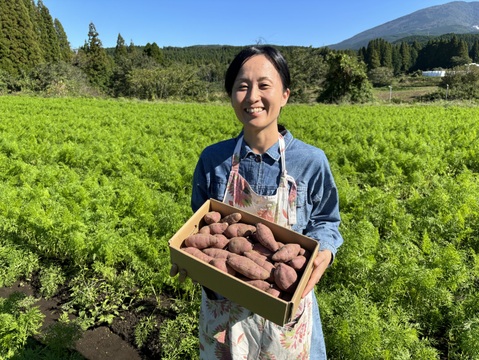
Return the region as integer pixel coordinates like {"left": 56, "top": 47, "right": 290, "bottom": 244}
{"left": 169, "top": 264, "right": 188, "bottom": 282}
{"left": 301, "top": 249, "right": 332, "bottom": 298}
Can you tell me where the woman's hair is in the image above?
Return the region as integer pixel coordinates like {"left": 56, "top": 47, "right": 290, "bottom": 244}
{"left": 224, "top": 45, "right": 291, "bottom": 97}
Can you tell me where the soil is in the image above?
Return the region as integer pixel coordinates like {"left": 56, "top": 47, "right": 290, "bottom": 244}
{"left": 0, "top": 279, "right": 174, "bottom": 359}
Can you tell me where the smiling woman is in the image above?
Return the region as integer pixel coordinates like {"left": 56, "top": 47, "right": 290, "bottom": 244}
{"left": 171, "top": 45, "right": 344, "bottom": 360}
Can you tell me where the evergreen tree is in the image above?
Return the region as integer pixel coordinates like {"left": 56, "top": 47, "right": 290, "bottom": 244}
{"left": 36, "top": 0, "right": 61, "bottom": 62}
{"left": 366, "top": 40, "right": 381, "bottom": 70}
{"left": 399, "top": 42, "right": 411, "bottom": 73}
{"left": 111, "top": 33, "right": 130, "bottom": 97}
{"left": 114, "top": 33, "right": 128, "bottom": 61}
{"left": 78, "top": 22, "right": 113, "bottom": 91}
{"left": 54, "top": 18, "right": 72, "bottom": 62}
{"left": 144, "top": 42, "right": 164, "bottom": 64}
{"left": 471, "top": 40, "right": 479, "bottom": 63}
{"left": 391, "top": 45, "right": 401, "bottom": 75}
{"left": 0, "top": 0, "right": 42, "bottom": 74}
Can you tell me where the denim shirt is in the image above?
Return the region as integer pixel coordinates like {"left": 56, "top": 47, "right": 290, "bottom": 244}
{"left": 191, "top": 129, "right": 343, "bottom": 259}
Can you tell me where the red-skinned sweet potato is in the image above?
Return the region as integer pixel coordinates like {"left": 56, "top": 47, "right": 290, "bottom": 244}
{"left": 184, "top": 233, "right": 218, "bottom": 249}
{"left": 255, "top": 223, "right": 280, "bottom": 252}
{"left": 204, "top": 211, "right": 221, "bottom": 224}
{"left": 220, "top": 212, "right": 242, "bottom": 225}
{"left": 227, "top": 237, "right": 253, "bottom": 254}
{"left": 182, "top": 247, "right": 214, "bottom": 263}
{"left": 266, "top": 284, "right": 282, "bottom": 298}
{"left": 208, "top": 222, "right": 229, "bottom": 235}
{"left": 209, "top": 258, "right": 236, "bottom": 275}
{"left": 226, "top": 255, "right": 270, "bottom": 280}
{"left": 243, "top": 251, "right": 275, "bottom": 279}
{"left": 288, "top": 255, "right": 308, "bottom": 271}
{"left": 274, "top": 263, "right": 298, "bottom": 293}
{"left": 203, "top": 248, "right": 231, "bottom": 259}
{"left": 271, "top": 243, "right": 301, "bottom": 262}
{"left": 252, "top": 243, "right": 275, "bottom": 259}
{"left": 244, "top": 279, "right": 271, "bottom": 292}
{"left": 223, "top": 223, "right": 256, "bottom": 238}
{"left": 211, "top": 234, "right": 229, "bottom": 249}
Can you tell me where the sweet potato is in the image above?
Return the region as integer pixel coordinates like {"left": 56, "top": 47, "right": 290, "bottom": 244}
{"left": 204, "top": 211, "right": 221, "bottom": 224}
{"left": 227, "top": 237, "right": 253, "bottom": 254}
{"left": 198, "top": 225, "right": 211, "bottom": 235}
{"left": 288, "top": 255, "right": 308, "bottom": 271}
{"left": 184, "top": 233, "right": 218, "bottom": 249}
{"left": 243, "top": 251, "right": 275, "bottom": 279}
{"left": 220, "top": 212, "right": 242, "bottom": 225}
{"left": 252, "top": 243, "right": 275, "bottom": 259}
{"left": 223, "top": 223, "right": 256, "bottom": 238}
{"left": 244, "top": 279, "right": 271, "bottom": 292}
{"left": 203, "top": 248, "right": 231, "bottom": 259}
{"left": 266, "top": 285, "right": 282, "bottom": 298}
{"left": 255, "top": 223, "right": 280, "bottom": 252}
{"left": 182, "top": 247, "right": 214, "bottom": 263}
{"left": 226, "top": 255, "right": 270, "bottom": 280}
{"left": 208, "top": 222, "right": 229, "bottom": 235}
{"left": 271, "top": 243, "right": 301, "bottom": 262}
{"left": 211, "top": 234, "right": 229, "bottom": 249}
{"left": 209, "top": 258, "right": 236, "bottom": 275}
{"left": 274, "top": 263, "right": 298, "bottom": 293}
{"left": 299, "top": 247, "right": 311, "bottom": 259}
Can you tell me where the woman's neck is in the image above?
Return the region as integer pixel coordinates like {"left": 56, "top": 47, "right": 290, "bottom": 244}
{"left": 243, "top": 126, "right": 278, "bottom": 154}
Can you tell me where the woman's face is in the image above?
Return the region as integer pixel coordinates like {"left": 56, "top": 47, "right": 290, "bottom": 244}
{"left": 231, "top": 54, "right": 290, "bottom": 133}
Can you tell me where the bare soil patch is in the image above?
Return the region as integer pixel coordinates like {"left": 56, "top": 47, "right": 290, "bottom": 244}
{"left": 0, "top": 279, "right": 175, "bottom": 359}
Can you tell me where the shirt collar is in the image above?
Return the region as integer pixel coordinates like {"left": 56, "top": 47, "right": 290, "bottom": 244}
{"left": 236, "top": 130, "right": 293, "bottom": 162}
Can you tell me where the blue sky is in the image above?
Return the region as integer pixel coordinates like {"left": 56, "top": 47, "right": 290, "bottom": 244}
{"left": 42, "top": 0, "right": 459, "bottom": 49}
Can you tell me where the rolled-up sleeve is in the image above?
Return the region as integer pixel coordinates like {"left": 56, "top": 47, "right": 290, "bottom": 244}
{"left": 303, "top": 156, "right": 343, "bottom": 261}
{"left": 191, "top": 155, "right": 209, "bottom": 212}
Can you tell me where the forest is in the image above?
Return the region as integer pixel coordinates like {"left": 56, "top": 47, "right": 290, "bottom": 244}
{"left": 2, "top": 0, "right": 479, "bottom": 103}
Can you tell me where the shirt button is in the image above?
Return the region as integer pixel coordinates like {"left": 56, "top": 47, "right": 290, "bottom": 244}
{"left": 255, "top": 155, "right": 261, "bottom": 163}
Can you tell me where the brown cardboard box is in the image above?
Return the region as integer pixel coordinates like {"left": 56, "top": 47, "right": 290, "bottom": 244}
{"left": 168, "top": 199, "right": 319, "bottom": 326}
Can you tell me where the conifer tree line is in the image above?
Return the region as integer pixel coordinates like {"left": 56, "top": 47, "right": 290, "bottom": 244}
{"left": 0, "top": 0, "right": 71, "bottom": 74}
{"left": 1, "top": 0, "right": 479, "bottom": 102}
{"left": 359, "top": 35, "right": 479, "bottom": 74}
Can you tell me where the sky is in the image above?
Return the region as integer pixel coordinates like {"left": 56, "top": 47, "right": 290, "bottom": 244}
{"left": 42, "top": 0, "right": 464, "bottom": 49}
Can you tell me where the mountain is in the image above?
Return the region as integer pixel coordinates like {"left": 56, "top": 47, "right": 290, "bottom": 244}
{"left": 330, "top": 1, "right": 479, "bottom": 50}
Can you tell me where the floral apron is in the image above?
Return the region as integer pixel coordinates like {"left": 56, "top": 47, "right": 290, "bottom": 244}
{"left": 199, "top": 134, "right": 313, "bottom": 360}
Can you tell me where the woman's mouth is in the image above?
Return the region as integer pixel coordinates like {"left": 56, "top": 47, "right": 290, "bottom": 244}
{"left": 245, "top": 107, "right": 264, "bottom": 114}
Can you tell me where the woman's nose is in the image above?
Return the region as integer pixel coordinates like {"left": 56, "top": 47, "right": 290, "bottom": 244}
{"left": 247, "top": 86, "right": 260, "bottom": 102}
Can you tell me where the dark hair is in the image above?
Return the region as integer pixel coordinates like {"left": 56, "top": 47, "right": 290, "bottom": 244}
{"left": 224, "top": 46, "right": 291, "bottom": 97}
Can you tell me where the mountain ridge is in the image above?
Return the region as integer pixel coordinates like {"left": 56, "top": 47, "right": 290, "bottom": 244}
{"left": 330, "top": 1, "right": 479, "bottom": 50}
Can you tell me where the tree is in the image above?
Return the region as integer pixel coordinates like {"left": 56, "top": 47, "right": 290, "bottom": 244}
{"left": 318, "top": 53, "right": 374, "bottom": 104}
{"left": 77, "top": 22, "right": 113, "bottom": 91}
{"left": 144, "top": 42, "right": 164, "bottom": 65}
{"left": 35, "top": 0, "right": 60, "bottom": 62}
{"left": 111, "top": 33, "right": 131, "bottom": 97}
{"left": 0, "top": 0, "right": 42, "bottom": 74}
{"left": 470, "top": 40, "right": 479, "bottom": 63}
{"left": 399, "top": 42, "right": 412, "bottom": 73}
{"left": 114, "top": 33, "right": 128, "bottom": 61}
{"left": 54, "top": 18, "right": 72, "bottom": 62}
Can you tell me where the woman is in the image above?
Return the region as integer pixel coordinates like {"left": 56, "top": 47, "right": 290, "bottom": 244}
{"left": 174, "top": 45, "right": 343, "bottom": 359}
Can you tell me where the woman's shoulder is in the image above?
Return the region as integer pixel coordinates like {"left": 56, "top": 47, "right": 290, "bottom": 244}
{"left": 201, "top": 137, "right": 237, "bottom": 155}
{"left": 285, "top": 132, "right": 327, "bottom": 159}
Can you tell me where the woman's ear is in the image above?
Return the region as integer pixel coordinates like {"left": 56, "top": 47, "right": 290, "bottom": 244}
{"left": 281, "top": 88, "right": 290, "bottom": 107}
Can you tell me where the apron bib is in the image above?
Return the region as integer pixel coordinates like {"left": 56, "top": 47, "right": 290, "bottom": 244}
{"left": 199, "top": 134, "right": 313, "bottom": 360}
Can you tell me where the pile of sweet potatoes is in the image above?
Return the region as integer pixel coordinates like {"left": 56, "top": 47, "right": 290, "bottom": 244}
{"left": 180, "top": 210, "right": 312, "bottom": 300}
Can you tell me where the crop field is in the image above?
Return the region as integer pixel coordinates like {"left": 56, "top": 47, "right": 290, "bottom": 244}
{"left": 0, "top": 96, "right": 478, "bottom": 359}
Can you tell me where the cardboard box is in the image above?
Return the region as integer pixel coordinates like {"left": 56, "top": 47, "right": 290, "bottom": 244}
{"left": 168, "top": 199, "right": 319, "bottom": 326}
